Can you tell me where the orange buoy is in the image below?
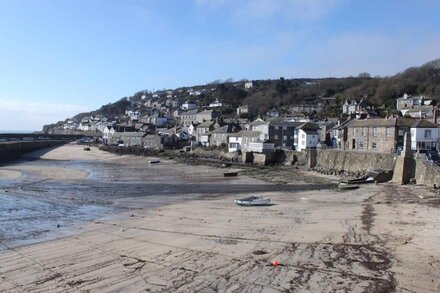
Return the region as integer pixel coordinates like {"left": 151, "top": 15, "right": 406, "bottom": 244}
{"left": 272, "top": 260, "right": 279, "bottom": 267}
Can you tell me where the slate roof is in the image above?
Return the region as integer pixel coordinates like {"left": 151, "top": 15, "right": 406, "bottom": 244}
{"left": 180, "top": 109, "right": 199, "bottom": 116}
{"left": 229, "top": 131, "right": 261, "bottom": 137}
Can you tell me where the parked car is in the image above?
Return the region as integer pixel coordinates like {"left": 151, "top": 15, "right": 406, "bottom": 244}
{"left": 426, "top": 150, "right": 440, "bottom": 165}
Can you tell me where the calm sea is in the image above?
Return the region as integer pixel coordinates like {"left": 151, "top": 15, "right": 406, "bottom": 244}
{"left": 0, "top": 130, "right": 36, "bottom": 134}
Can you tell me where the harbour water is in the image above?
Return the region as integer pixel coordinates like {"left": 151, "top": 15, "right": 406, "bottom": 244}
{"left": 0, "top": 144, "right": 332, "bottom": 251}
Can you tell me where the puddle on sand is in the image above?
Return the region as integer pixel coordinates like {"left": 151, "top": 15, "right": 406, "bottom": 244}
{"left": 0, "top": 191, "right": 112, "bottom": 251}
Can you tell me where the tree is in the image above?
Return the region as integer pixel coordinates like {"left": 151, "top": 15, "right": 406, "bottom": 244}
{"left": 358, "top": 72, "right": 371, "bottom": 78}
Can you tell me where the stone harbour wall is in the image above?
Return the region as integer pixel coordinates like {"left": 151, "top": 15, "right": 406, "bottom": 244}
{"left": 316, "top": 149, "right": 397, "bottom": 173}
{"left": 0, "top": 141, "right": 65, "bottom": 162}
{"left": 415, "top": 158, "right": 440, "bottom": 187}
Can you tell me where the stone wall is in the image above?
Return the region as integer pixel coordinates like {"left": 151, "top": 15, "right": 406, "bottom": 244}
{"left": 415, "top": 158, "right": 440, "bottom": 187}
{"left": 0, "top": 141, "right": 65, "bottom": 162}
{"left": 316, "top": 149, "right": 396, "bottom": 173}
{"left": 253, "top": 152, "right": 275, "bottom": 165}
{"left": 49, "top": 129, "right": 98, "bottom": 137}
{"left": 273, "top": 150, "right": 308, "bottom": 165}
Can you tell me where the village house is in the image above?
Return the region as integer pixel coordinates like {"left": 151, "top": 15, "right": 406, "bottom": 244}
{"left": 146, "top": 113, "right": 169, "bottom": 127}
{"left": 195, "top": 109, "right": 219, "bottom": 124}
{"left": 290, "top": 103, "right": 323, "bottom": 114}
{"left": 342, "top": 98, "right": 374, "bottom": 116}
{"left": 396, "top": 93, "right": 432, "bottom": 111}
{"left": 329, "top": 119, "right": 357, "bottom": 149}
{"left": 237, "top": 105, "right": 249, "bottom": 116}
{"left": 400, "top": 106, "right": 434, "bottom": 119}
{"left": 247, "top": 140, "right": 276, "bottom": 153}
{"left": 195, "top": 120, "right": 215, "bottom": 143}
{"left": 346, "top": 117, "right": 439, "bottom": 153}
{"left": 176, "top": 128, "right": 190, "bottom": 141}
{"left": 296, "top": 122, "right": 320, "bottom": 151}
{"left": 102, "top": 126, "right": 115, "bottom": 144}
{"left": 316, "top": 120, "right": 337, "bottom": 146}
{"left": 266, "top": 108, "right": 280, "bottom": 118}
{"left": 166, "top": 98, "right": 183, "bottom": 108}
{"left": 78, "top": 117, "right": 92, "bottom": 131}
{"left": 209, "top": 125, "right": 234, "bottom": 147}
{"left": 126, "top": 110, "right": 140, "bottom": 121}
{"left": 115, "top": 124, "right": 136, "bottom": 132}
{"left": 63, "top": 120, "right": 78, "bottom": 130}
{"left": 179, "top": 109, "right": 199, "bottom": 126}
{"left": 244, "top": 81, "right": 253, "bottom": 89}
{"left": 173, "top": 108, "right": 184, "bottom": 119}
{"left": 109, "top": 131, "right": 147, "bottom": 147}
{"left": 144, "top": 134, "right": 163, "bottom": 150}
{"left": 409, "top": 120, "right": 439, "bottom": 151}
{"left": 236, "top": 118, "right": 250, "bottom": 131}
{"left": 249, "top": 118, "right": 270, "bottom": 140}
{"left": 268, "top": 120, "right": 301, "bottom": 149}
{"left": 228, "top": 131, "right": 261, "bottom": 153}
{"left": 208, "top": 99, "right": 223, "bottom": 108}
{"left": 181, "top": 101, "right": 198, "bottom": 110}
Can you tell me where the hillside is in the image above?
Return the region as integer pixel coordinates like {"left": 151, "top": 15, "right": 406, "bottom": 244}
{"left": 43, "top": 58, "right": 440, "bottom": 132}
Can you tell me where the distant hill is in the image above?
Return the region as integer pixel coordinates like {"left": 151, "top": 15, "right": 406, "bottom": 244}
{"left": 43, "top": 58, "right": 440, "bottom": 132}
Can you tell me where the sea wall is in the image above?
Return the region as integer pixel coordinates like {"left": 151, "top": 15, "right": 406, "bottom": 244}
{"left": 415, "top": 158, "right": 440, "bottom": 187}
{"left": 0, "top": 141, "right": 65, "bottom": 162}
{"left": 273, "top": 150, "right": 308, "bottom": 165}
{"left": 316, "top": 149, "right": 397, "bottom": 173}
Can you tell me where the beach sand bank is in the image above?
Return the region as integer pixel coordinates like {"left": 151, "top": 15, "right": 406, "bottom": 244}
{"left": 1, "top": 144, "right": 439, "bottom": 292}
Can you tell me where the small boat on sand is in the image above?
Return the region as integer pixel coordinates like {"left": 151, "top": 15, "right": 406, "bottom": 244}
{"left": 224, "top": 171, "right": 238, "bottom": 177}
{"left": 338, "top": 182, "right": 359, "bottom": 190}
{"left": 149, "top": 159, "right": 160, "bottom": 164}
{"left": 234, "top": 195, "right": 271, "bottom": 206}
{"left": 83, "top": 147, "right": 91, "bottom": 151}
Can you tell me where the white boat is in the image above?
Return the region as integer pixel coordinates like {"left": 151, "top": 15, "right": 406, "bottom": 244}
{"left": 234, "top": 195, "right": 271, "bottom": 206}
{"left": 149, "top": 159, "right": 160, "bottom": 164}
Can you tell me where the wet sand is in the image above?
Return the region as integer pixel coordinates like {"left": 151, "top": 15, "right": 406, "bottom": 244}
{"left": 1, "top": 144, "right": 440, "bottom": 292}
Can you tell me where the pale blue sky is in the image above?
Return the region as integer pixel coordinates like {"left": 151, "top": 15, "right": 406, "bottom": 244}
{"left": 1, "top": 0, "right": 440, "bottom": 131}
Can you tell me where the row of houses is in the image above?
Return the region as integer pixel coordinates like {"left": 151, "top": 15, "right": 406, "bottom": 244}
{"left": 329, "top": 117, "right": 439, "bottom": 153}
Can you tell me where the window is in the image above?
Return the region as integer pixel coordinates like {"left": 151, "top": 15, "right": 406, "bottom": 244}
{"left": 283, "top": 126, "right": 287, "bottom": 130}
{"left": 302, "top": 133, "right": 305, "bottom": 138}
{"left": 372, "top": 127, "right": 377, "bottom": 137}
{"left": 290, "top": 135, "right": 294, "bottom": 139}
{"left": 425, "top": 129, "right": 432, "bottom": 139}
{"left": 385, "top": 127, "right": 391, "bottom": 137}
{"left": 283, "top": 135, "right": 287, "bottom": 141}
{"left": 274, "top": 135, "right": 278, "bottom": 139}
{"left": 372, "top": 142, "right": 377, "bottom": 149}
{"left": 362, "top": 128, "right": 366, "bottom": 136}
{"left": 274, "top": 126, "right": 279, "bottom": 130}
{"left": 352, "top": 128, "right": 355, "bottom": 135}
{"left": 358, "top": 141, "right": 364, "bottom": 149}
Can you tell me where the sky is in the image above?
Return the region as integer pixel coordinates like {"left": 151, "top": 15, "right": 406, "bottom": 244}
{"left": 1, "top": 0, "right": 440, "bottom": 131}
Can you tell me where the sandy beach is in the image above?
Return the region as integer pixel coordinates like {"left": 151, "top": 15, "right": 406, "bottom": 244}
{"left": 1, "top": 144, "right": 440, "bottom": 292}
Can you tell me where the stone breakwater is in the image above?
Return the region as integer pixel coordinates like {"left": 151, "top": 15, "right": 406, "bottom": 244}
{"left": 0, "top": 141, "right": 65, "bottom": 162}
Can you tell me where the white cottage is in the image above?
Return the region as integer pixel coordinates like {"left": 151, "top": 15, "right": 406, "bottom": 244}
{"left": 410, "top": 120, "right": 440, "bottom": 151}
{"left": 296, "top": 122, "right": 320, "bottom": 151}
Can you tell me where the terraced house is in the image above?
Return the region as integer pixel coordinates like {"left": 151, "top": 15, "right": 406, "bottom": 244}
{"left": 346, "top": 117, "right": 439, "bottom": 153}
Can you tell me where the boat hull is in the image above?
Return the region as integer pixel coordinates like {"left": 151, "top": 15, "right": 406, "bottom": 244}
{"left": 234, "top": 196, "right": 271, "bottom": 206}
{"left": 224, "top": 172, "right": 238, "bottom": 177}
